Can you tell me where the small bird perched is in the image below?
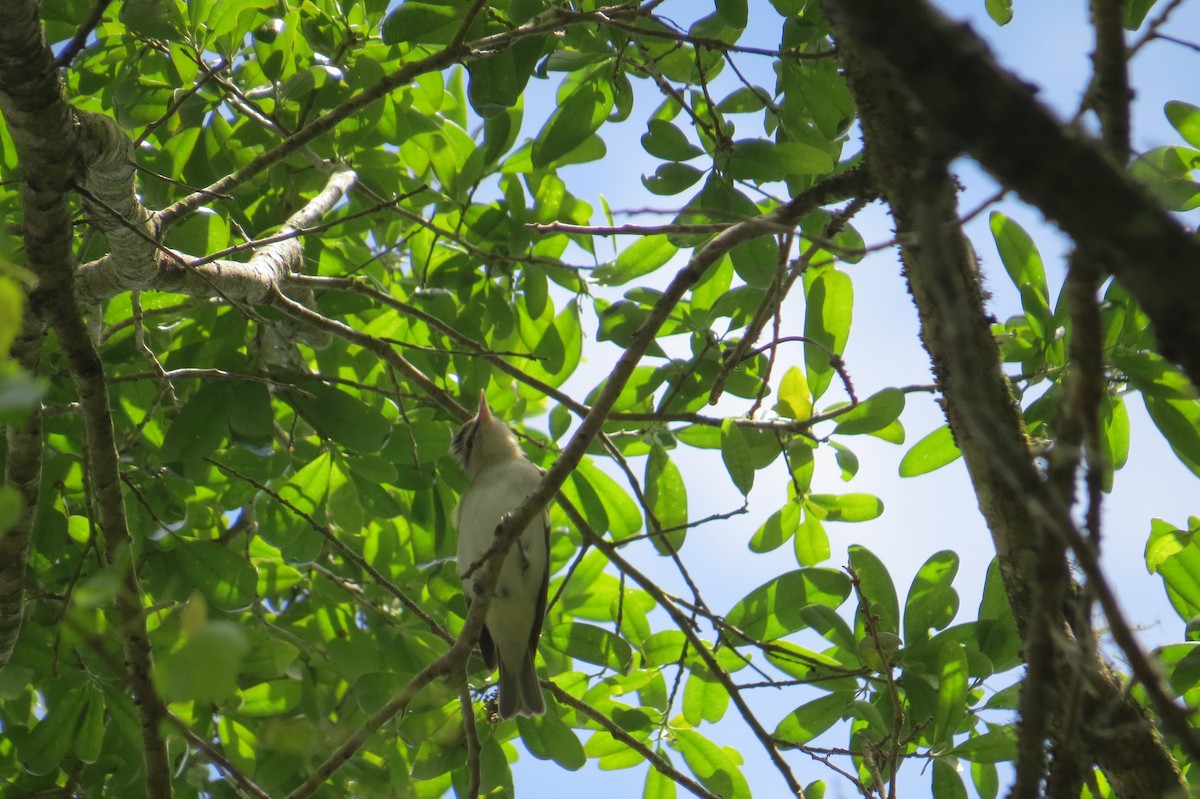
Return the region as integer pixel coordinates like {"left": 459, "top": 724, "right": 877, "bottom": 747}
{"left": 452, "top": 390, "right": 549, "bottom": 718}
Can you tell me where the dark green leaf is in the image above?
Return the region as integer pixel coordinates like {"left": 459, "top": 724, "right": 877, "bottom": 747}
{"left": 849, "top": 544, "right": 899, "bottom": 635}
{"left": 725, "top": 568, "right": 852, "bottom": 640}
{"left": 517, "top": 713, "right": 587, "bottom": 770}
{"left": 545, "top": 622, "right": 633, "bottom": 672}
{"left": 22, "top": 684, "right": 89, "bottom": 775}
{"left": 173, "top": 539, "right": 258, "bottom": 611}
{"left": 951, "top": 728, "right": 1018, "bottom": 763}
{"left": 932, "top": 758, "right": 969, "bottom": 799}
{"left": 532, "top": 73, "right": 614, "bottom": 168}
{"left": 642, "top": 162, "right": 706, "bottom": 195}
{"left": 381, "top": 0, "right": 469, "bottom": 45}
{"left": 716, "top": 0, "right": 748, "bottom": 28}
{"left": 720, "top": 419, "right": 755, "bottom": 495}
{"left": 641, "top": 119, "right": 704, "bottom": 161}
{"left": 161, "top": 382, "right": 231, "bottom": 473}
{"left": 287, "top": 382, "right": 391, "bottom": 453}
{"left": 774, "top": 692, "right": 854, "bottom": 745}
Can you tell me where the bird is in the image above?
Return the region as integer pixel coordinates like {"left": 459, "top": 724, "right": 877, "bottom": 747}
{"left": 452, "top": 389, "right": 549, "bottom": 718}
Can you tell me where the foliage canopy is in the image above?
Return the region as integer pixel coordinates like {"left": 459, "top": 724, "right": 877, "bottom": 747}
{"left": 2, "top": 1, "right": 1200, "bottom": 798}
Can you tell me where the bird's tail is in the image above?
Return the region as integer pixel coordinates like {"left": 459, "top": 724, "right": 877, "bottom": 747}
{"left": 498, "top": 650, "right": 545, "bottom": 719}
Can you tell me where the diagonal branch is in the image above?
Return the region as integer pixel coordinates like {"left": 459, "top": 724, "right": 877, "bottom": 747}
{"left": 823, "top": 0, "right": 1200, "bottom": 390}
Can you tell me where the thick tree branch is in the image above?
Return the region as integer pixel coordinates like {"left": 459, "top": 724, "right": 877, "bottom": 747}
{"left": 821, "top": 4, "right": 1189, "bottom": 796}
{"left": 825, "top": 0, "right": 1200, "bottom": 390}
{"left": 0, "top": 3, "right": 172, "bottom": 793}
{"left": 0, "top": 317, "right": 43, "bottom": 671}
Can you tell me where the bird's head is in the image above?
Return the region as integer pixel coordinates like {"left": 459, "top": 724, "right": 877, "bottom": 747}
{"left": 452, "top": 390, "right": 524, "bottom": 478}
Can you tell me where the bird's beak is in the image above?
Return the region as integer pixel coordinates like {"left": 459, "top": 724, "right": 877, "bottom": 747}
{"left": 477, "top": 388, "right": 491, "bottom": 421}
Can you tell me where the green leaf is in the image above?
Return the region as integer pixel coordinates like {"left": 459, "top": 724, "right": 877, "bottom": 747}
{"left": 466, "top": 37, "right": 545, "bottom": 119}
{"left": 849, "top": 545, "right": 900, "bottom": 635}
{"left": 990, "top": 212, "right": 1051, "bottom": 331}
{"left": 173, "top": 539, "right": 258, "bottom": 611}
{"left": 595, "top": 234, "right": 678, "bottom": 286}
{"left": 1146, "top": 518, "right": 1200, "bottom": 620}
{"left": 22, "top": 683, "right": 89, "bottom": 775}
{"left": 545, "top": 622, "right": 633, "bottom": 672}
{"left": 517, "top": 713, "right": 587, "bottom": 770}
{"left": 155, "top": 620, "right": 250, "bottom": 704}
{"left": 641, "top": 119, "right": 703, "bottom": 162}
{"left": 0, "top": 485, "right": 20, "bottom": 534}
{"left": 900, "top": 425, "right": 962, "bottom": 477}
{"left": 1145, "top": 395, "right": 1200, "bottom": 477}
{"left": 720, "top": 419, "right": 755, "bottom": 495}
{"left": 381, "top": 0, "right": 469, "bottom": 44}
{"left": 807, "top": 493, "right": 883, "bottom": 523}
{"left": 990, "top": 212, "right": 1047, "bottom": 298}
{"left": 673, "top": 729, "right": 751, "bottom": 799}
{"left": 833, "top": 388, "right": 905, "bottom": 436}
{"left": 573, "top": 459, "right": 642, "bottom": 540}
{"left": 716, "top": 0, "right": 749, "bottom": 28}
{"left": 227, "top": 380, "right": 274, "bottom": 451}
{"left": 1166, "top": 101, "right": 1200, "bottom": 150}
{"left": 775, "top": 365, "right": 813, "bottom": 420}
{"left": 985, "top": 0, "right": 1013, "bottom": 25}
{"left": 951, "top": 728, "right": 1018, "bottom": 763}
{"left": 727, "top": 139, "right": 834, "bottom": 182}
{"left": 641, "top": 630, "right": 687, "bottom": 666}
{"left": 1130, "top": 146, "right": 1200, "bottom": 211}
{"left": 120, "top": 0, "right": 186, "bottom": 39}
{"left": 793, "top": 511, "right": 830, "bottom": 567}
{"left": 725, "top": 568, "right": 852, "bottom": 640}
{"left": 642, "top": 162, "right": 706, "bottom": 196}
{"left": 977, "top": 559, "right": 1021, "bottom": 671}
{"left": 287, "top": 382, "right": 391, "bottom": 453}
{"left": 774, "top": 692, "right": 855, "bottom": 745}
{"left": 645, "top": 441, "right": 688, "bottom": 554}
{"left": 904, "top": 551, "right": 961, "bottom": 644}
{"left": 932, "top": 758, "right": 969, "bottom": 799}
{"left": 239, "top": 680, "right": 302, "bottom": 716}
{"left": 161, "top": 382, "right": 231, "bottom": 473}
{"left": 804, "top": 269, "right": 853, "bottom": 400}
{"left": 73, "top": 685, "right": 105, "bottom": 764}
{"left": 644, "top": 753, "right": 679, "bottom": 799}
{"left": 749, "top": 500, "right": 801, "bottom": 553}
{"left": 683, "top": 662, "right": 730, "bottom": 725}
{"left": 1124, "top": 0, "right": 1157, "bottom": 29}
{"left": 933, "top": 643, "right": 969, "bottom": 746}
{"left": 532, "top": 72, "right": 614, "bottom": 168}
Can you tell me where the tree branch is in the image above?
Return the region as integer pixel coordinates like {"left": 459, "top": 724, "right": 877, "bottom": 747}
{"left": 825, "top": 0, "right": 1200, "bottom": 390}
{"left": 0, "top": 317, "right": 43, "bottom": 671}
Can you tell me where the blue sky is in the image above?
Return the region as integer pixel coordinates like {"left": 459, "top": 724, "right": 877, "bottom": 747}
{"left": 499, "top": 1, "right": 1200, "bottom": 796}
